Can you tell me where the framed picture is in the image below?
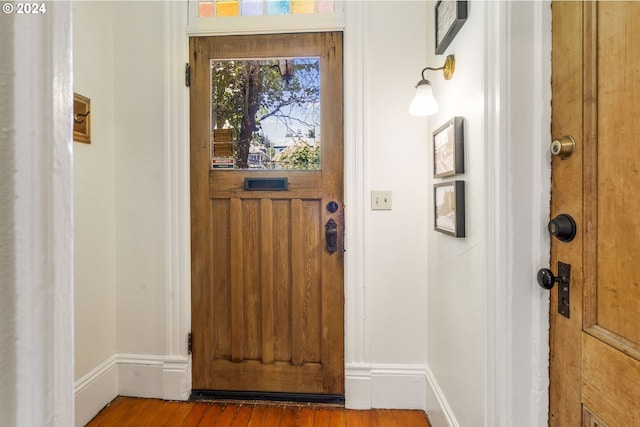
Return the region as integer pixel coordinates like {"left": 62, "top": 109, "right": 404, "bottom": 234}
{"left": 435, "top": 1, "right": 469, "bottom": 55}
{"left": 434, "top": 180, "right": 465, "bottom": 237}
{"left": 73, "top": 93, "right": 91, "bottom": 144}
{"left": 433, "top": 117, "right": 464, "bottom": 178}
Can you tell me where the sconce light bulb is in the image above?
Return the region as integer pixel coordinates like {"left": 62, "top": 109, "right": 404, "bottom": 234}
{"left": 409, "top": 80, "right": 439, "bottom": 116}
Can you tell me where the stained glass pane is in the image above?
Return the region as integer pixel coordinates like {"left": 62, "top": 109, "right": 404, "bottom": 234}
{"left": 198, "top": 1, "right": 214, "bottom": 17}
{"left": 318, "top": 0, "right": 333, "bottom": 13}
{"left": 292, "top": 0, "right": 314, "bottom": 14}
{"left": 241, "top": 0, "right": 263, "bottom": 16}
{"left": 266, "top": 0, "right": 290, "bottom": 15}
{"left": 217, "top": 0, "right": 240, "bottom": 16}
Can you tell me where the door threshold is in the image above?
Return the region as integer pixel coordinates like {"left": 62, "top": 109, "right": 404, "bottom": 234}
{"left": 190, "top": 389, "right": 345, "bottom": 405}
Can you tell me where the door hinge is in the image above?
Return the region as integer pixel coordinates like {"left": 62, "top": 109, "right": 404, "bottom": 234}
{"left": 187, "top": 332, "right": 192, "bottom": 354}
{"left": 185, "top": 63, "right": 191, "bottom": 87}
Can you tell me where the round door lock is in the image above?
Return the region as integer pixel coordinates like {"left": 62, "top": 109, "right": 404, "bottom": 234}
{"left": 548, "top": 213, "right": 576, "bottom": 242}
{"left": 550, "top": 135, "right": 575, "bottom": 160}
{"left": 326, "top": 201, "right": 339, "bottom": 213}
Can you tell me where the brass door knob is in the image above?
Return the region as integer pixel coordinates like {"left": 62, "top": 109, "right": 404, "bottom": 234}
{"left": 550, "top": 135, "right": 575, "bottom": 159}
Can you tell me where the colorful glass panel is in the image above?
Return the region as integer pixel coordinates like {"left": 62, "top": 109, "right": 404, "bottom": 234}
{"left": 217, "top": 0, "right": 240, "bottom": 16}
{"left": 198, "top": 1, "right": 214, "bottom": 17}
{"left": 318, "top": 0, "right": 333, "bottom": 13}
{"left": 266, "top": 0, "right": 290, "bottom": 15}
{"left": 292, "top": 0, "right": 315, "bottom": 14}
{"left": 241, "top": 0, "right": 263, "bottom": 16}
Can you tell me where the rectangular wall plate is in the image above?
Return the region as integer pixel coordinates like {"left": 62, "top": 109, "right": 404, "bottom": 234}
{"left": 371, "top": 191, "right": 392, "bottom": 210}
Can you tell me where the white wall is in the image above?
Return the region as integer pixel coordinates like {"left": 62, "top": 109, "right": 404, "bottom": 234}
{"left": 73, "top": 0, "right": 118, "bottom": 384}
{"left": 425, "top": 2, "right": 487, "bottom": 426}
{"left": 112, "top": 1, "right": 167, "bottom": 358}
{"left": 424, "top": 2, "right": 551, "bottom": 426}
{"left": 365, "top": 1, "right": 429, "bottom": 367}
{"left": 73, "top": 3, "right": 119, "bottom": 424}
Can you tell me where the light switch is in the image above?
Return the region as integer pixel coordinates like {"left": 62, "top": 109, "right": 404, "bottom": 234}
{"left": 371, "top": 191, "right": 392, "bottom": 210}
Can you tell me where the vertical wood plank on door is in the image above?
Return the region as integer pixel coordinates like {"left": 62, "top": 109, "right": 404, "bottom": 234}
{"left": 212, "top": 199, "right": 231, "bottom": 360}
{"left": 190, "top": 37, "right": 216, "bottom": 389}
{"left": 301, "top": 200, "right": 322, "bottom": 363}
{"left": 261, "top": 199, "right": 275, "bottom": 364}
{"left": 230, "top": 197, "right": 244, "bottom": 362}
{"left": 273, "top": 200, "right": 292, "bottom": 362}
{"left": 291, "top": 198, "right": 305, "bottom": 366}
{"left": 549, "top": 2, "right": 584, "bottom": 426}
{"left": 242, "top": 200, "right": 261, "bottom": 361}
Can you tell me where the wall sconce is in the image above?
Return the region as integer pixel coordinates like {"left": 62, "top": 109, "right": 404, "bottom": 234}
{"left": 409, "top": 55, "right": 455, "bottom": 116}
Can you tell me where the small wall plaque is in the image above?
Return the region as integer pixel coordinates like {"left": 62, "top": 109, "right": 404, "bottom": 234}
{"left": 73, "top": 93, "right": 91, "bottom": 144}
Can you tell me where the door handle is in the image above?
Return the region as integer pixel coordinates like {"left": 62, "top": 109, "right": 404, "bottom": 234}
{"left": 325, "top": 218, "right": 338, "bottom": 254}
{"left": 550, "top": 135, "right": 575, "bottom": 159}
{"left": 536, "top": 262, "right": 571, "bottom": 318}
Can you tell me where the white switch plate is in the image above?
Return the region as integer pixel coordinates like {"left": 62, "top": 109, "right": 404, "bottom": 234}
{"left": 371, "top": 191, "right": 392, "bottom": 210}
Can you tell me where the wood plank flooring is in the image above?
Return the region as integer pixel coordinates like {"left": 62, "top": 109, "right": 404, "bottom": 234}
{"left": 86, "top": 396, "right": 431, "bottom": 427}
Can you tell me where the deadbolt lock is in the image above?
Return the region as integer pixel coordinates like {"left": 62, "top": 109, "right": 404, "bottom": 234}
{"left": 548, "top": 213, "right": 577, "bottom": 242}
{"left": 550, "top": 135, "right": 575, "bottom": 160}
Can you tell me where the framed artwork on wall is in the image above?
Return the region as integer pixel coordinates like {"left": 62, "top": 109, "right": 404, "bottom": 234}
{"left": 435, "top": 0, "right": 468, "bottom": 55}
{"left": 434, "top": 180, "right": 465, "bottom": 237}
{"left": 433, "top": 116, "right": 464, "bottom": 178}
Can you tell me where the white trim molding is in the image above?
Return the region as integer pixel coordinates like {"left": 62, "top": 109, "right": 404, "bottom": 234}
{"left": 13, "top": 2, "right": 74, "bottom": 426}
{"left": 425, "top": 365, "right": 460, "bottom": 427}
{"left": 163, "top": 0, "right": 192, "bottom": 376}
{"left": 484, "top": 2, "right": 551, "bottom": 427}
{"left": 74, "top": 354, "right": 190, "bottom": 426}
{"left": 74, "top": 356, "right": 118, "bottom": 427}
{"left": 345, "top": 364, "right": 428, "bottom": 411}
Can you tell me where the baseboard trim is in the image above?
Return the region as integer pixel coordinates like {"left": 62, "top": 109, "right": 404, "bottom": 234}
{"left": 74, "top": 353, "right": 190, "bottom": 426}
{"left": 74, "top": 355, "right": 118, "bottom": 427}
{"left": 424, "top": 365, "right": 460, "bottom": 427}
{"left": 345, "top": 363, "right": 427, "bottom": 411}
{"left": 117, "top": 353, "right": 190, "bottom": 400}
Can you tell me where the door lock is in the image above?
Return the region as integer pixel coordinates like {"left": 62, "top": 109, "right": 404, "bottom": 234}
{"left": 536, "top": 262, "right": 571, "bottom": 318}
{"left": 548, "top": 214, "right": 576, "bottom": 242}
{"left": 550, "top": 135, "right": 575, "bottom": 159}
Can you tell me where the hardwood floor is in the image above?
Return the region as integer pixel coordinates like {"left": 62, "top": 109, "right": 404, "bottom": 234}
{"left": 86, "top": 396, "right": 431, "bottom": 427}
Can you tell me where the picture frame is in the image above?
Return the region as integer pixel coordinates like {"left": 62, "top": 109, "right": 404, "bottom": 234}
{"left": 433, "top": 116, "right": 464, "bottom": 178}
{"left": 435, "top": 1, "right": 469, "bottom": 55}
{"left": 73, "top": 93, "right": 91, "bottom": 144}
{"left": 434, "top": 180, "right": 465, "bottom": 237}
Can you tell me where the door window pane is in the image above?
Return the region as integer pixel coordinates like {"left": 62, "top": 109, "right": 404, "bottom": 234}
{"left": 210, "top": 58, "right": 321, "bottom": 170}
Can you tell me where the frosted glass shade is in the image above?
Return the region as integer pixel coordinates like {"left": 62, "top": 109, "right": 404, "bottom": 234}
{"left": 409, "top": 81, "right": 438, "bottom": 116}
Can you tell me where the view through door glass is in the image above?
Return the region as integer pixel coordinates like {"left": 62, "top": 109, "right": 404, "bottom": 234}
{"left": 211, "top": 58, "right": 321, "bottom": 170}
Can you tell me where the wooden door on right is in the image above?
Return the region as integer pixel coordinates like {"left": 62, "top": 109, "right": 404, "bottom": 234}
{"left": 550, "top": 2, "right": 640, "bottom": 426}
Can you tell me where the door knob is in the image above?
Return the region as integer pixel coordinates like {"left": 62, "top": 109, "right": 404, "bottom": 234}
{"left": 537, "top": 268, "right": 561, "bottom": 290}
{"left": 548, "top": 214, "right": 576, "bottom": 242}
{"left": 550, "top": 135, "right": 575, "bottom": 159}
{"left": 536, "top": 262, "right": 571, "bottom": 318}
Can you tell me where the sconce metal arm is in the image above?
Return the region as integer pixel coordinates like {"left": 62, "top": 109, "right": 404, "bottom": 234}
{"left": 419, "top": 55, "right": 455, "bottom": 81}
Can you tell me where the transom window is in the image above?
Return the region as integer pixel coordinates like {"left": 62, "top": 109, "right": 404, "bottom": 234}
{"left": 198, "top": 0, "right": 335, "bottom": 17}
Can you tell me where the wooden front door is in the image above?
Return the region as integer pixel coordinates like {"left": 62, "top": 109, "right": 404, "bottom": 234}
{"left": 189, "top": 32, "right": 344, "bottom": 396}
{"left": 550, "top": 2, "right": 640, "bottom": 425}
